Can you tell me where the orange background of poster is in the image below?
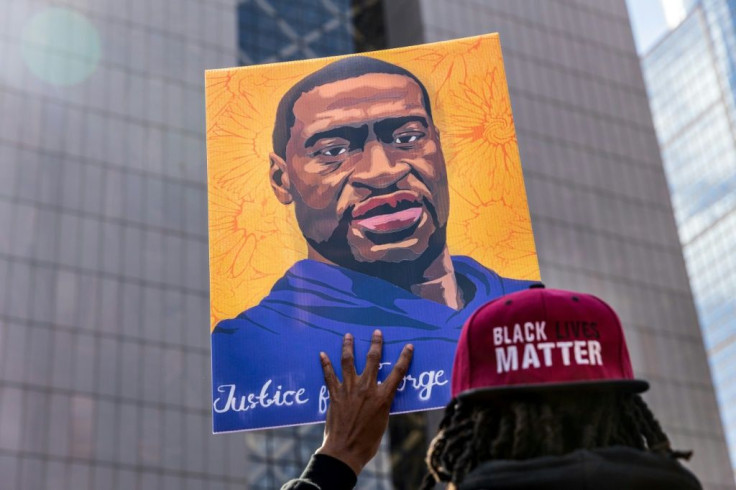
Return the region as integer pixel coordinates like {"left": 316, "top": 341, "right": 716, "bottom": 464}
{"left": 205, "top": 33, "right": 540, "bottom": 331}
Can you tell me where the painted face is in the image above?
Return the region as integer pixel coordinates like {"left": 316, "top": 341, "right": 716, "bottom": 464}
{"left": 281, "top": 73, "right": 450, "bottom": 266}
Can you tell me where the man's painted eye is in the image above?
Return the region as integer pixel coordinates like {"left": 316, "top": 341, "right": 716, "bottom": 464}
{"left": 319, "top": 146, "right": 348, "bottom": 157}
{"left": 393, "top": 134, "right": 422, "bottom": 144}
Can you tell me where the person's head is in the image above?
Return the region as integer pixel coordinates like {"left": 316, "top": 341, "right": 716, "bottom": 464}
{"left": 268, "top": 56, "right": 450, "bottom": 274}
{"left": 421, "top": 390, "right": 685, "bottom": 488}
{"left": 421, "top": 287, "right": 689, "bottom": 488}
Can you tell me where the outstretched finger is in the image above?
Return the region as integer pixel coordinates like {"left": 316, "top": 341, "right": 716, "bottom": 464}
{"left": 341, "top": 333, "right": 357, "bottom": 384}
{"left": 363, "top": 329, "right": 383, "bottom": 385}
{"left": 382, "top": 344, "right": 414, "bottom": 395}
{"left": 320, "top": 352, "right": 340, "bottom": 396}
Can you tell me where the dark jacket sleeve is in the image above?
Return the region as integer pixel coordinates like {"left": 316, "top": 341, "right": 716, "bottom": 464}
{"left": 281, "top": 454, "right": 358, "bottom": 490}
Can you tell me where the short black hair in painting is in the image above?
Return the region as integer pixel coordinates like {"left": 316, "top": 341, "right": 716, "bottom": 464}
{"left": 272, "top": 56, "right": 434, "bottom": 159}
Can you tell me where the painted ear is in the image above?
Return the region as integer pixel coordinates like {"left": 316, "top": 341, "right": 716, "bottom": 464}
{"left": 269, "top": 153, "right": 293, "bottom": 205}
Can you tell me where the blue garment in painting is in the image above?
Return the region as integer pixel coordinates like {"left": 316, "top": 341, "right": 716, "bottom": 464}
{"left": 211, "top": 256, "right": 535, "bottom": 432}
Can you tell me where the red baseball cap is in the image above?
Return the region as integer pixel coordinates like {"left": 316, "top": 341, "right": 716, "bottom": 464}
{"left": 452, "top": 286, "right": 648, "bottom": 401}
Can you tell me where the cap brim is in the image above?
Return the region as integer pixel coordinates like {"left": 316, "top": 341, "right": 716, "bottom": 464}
{"left": 456, "top": 378, "right": 649, "bottom": 403}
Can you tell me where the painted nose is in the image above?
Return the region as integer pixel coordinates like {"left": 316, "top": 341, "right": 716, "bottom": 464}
{"left": 352, "top": 141, "right": 407, "bottom": 189}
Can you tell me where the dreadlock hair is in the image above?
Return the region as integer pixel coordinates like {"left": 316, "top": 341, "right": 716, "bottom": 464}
{"left": 420, "top": 391, "right": 691, "bottom": 489}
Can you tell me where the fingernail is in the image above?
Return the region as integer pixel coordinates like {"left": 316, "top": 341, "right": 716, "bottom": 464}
{"left": 319, "top": 352, "right": 326, "bottom": 360}
{"left": 373, "top": 329, "right": 381, "bottom": 337}
{"left": 406, "top": 344, "right": 414, "bottom": 351}
{"left": 345, "top": 333, "right": 352, "bottom": 340}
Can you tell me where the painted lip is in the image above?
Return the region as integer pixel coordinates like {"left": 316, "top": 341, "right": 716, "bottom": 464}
{"left": 351, "top": 191, "right": 424, "bottom": 234}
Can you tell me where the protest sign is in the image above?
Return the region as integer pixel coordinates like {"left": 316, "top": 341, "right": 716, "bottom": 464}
{"left": 206, "top": 33, "right": 540, "bottom": 432}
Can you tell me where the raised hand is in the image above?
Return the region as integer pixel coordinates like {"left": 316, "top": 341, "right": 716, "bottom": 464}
{"left": 316, "top": 330, "right": 414, "bottom": 475}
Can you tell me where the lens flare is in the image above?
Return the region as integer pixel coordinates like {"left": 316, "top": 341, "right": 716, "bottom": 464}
{"left": 21, "top": 7, "right": 101, "bottom": 86}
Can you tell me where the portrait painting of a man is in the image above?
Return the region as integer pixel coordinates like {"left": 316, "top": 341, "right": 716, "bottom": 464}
{"left": 206, "top": 35, "right": 540, "bottom": 432}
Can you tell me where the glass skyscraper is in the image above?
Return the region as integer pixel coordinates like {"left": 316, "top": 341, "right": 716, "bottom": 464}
{"left": 642, "top": 0, "right": 736, "bottom": 476}
{"left": 237, "top": 0, "right": 385, "bottom": 64}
